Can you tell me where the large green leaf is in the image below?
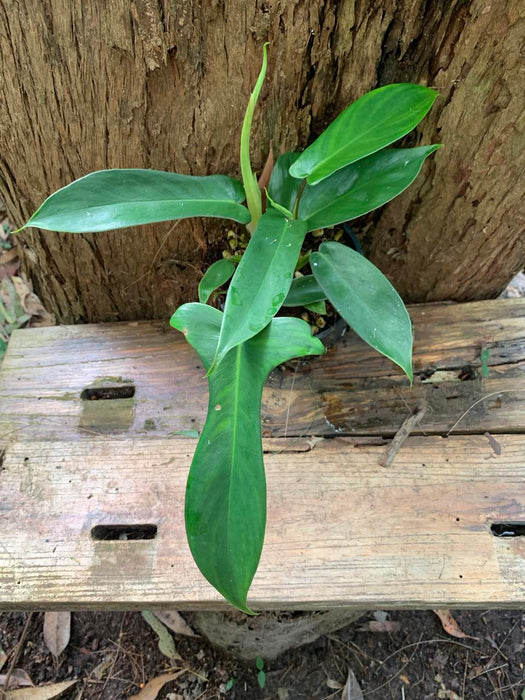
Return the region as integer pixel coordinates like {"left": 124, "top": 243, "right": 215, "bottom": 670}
{"left": 212, "top": 208, "right": 307, "bottom": 370}
{"left": 310, "top": 241, "right": 413, "bottom": 380}
{"left": 289, "top": 83, "right": 439, "bottom": 185}
{"left": 21, "top": 169, "right": 250, "bottom": 232}
{"left": 170, "top": 303, "right": 324, "bottom": 612}
{"left": 299, "top": 146, "right": 441, "bottom": 232}
{"left": 268, "top": 152, "right": 301, "bottom": 212}
{"left": 198, "top": 258, "right": 236, "bottom": 304}
{"left": 283, "top": 274, "right": 326, "bottom": 307}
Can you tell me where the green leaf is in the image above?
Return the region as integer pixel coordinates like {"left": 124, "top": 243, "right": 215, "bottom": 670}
{"left": 289, "top": 83, "right": 439, "bottom": 184}
{"left": 170, "top": 303, "right": 324, "bottom": 612}
{"left": 311, "top": 241, "right": 412, "bottom": 381}
{"left": 299, "top": 146, "right": 441, "bottom": 231}
{"left": 240, "top": 43, "right": 268, "bottom": 231}
{"left": 268, "top": 152, "right": 302, "bottom": 212}
{"left": 198, "top": 258, "right": 236, "bottom": 304}
{"left": 256, "top": 657, "right": 265, "bottom": 670}
{"left": 283, "top": 275, "right": 327, "bottom": 307}
{"left": 141, "top": 611, "right": 182, "bottom": 660}
{"left": 212, "top": 209, "right": 307, "bottom": 370}
{"left": 258, "top": 670, "right": 267, "bottom": 689}
{"left": 22, "top": 169, "right": 250, "bottom": 232}
{"left": 305, "top": 299, "right": 326, "bottom": 315}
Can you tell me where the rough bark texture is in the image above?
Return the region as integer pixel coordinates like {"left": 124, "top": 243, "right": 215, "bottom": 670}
{"left": 0, "top": 0, "right": 523, "bottom": 322}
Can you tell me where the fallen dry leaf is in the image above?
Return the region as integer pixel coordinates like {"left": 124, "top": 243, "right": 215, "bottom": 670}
{"left": 0, "top": 246, "right": 20, "bottom": 280}
{"left": 91, "top": 651, "right": 116, "bottom": 681}
{"left": 434, "top": 610, "right": 477, "bottom": 640}
{"left": 0, "top": 668, "right": 34, "bottom": 688}
{"left": 4, "top": 680, "right": 77, "bottom": 699}
{"left": 341, "top": 669, "right": 364, "bottom": 700}
{"left": 43, "top": 612, "right": 71, "bottom": 657}
{"left": 127, "top": 672, "right": 185, "bottom": 700}
{"left": 359, "top": 620, "right": 401, "bottom": 633}
{"left": 0, "top": 649, "right": 7, "bottom": 672}
{"left": 437, "top": 690, "right": 463, "bottom": 700}
{"left": 152, "top": 611, "right": 197, "bottom": 638}
{"left": 11, "top": 275, "right": 54, "bottom": 327}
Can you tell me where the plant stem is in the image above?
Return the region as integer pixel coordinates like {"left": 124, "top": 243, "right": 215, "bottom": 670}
{"left": 292, "top": 179, "right": 307, "bottom": 219}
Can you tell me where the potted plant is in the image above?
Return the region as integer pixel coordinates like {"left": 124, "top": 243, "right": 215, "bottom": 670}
{"left": 18, "top": 45, "right": 441, "bottom": 613}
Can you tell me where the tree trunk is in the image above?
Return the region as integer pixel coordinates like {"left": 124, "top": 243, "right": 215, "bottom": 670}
{"left": 0, "top": 0, "right": 522, "bottom": 322}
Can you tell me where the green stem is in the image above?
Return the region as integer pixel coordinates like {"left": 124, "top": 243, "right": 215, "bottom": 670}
{"left": 292, "top": 179, "right": 307, "bottom": 219}
{"left": 240, "top": 43, "right": 268, "bottom": 233}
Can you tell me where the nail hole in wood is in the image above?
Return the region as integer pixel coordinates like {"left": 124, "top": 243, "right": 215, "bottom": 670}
{"left": 91, "top": 524, "right": 157, "bottom": 541}
{"left": 490, "top": 523, "right": 525, "bottom": 538}
{"left": 81, "top": 385, "right": 135, "bottom": 401}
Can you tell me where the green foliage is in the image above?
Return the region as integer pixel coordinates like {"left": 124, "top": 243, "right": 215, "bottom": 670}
{"left": 298, "top": 146, "right": 441, "bottom": 231}
{"left": 256, "top": 657, "right": 267, "bottom": 688}
{"left": 212, "top": 209, "right": 307, "bottom": 370}
{"left": 198, "top": 258, "right": 236, "bottom": 304}
{"left": 171, "top": 303, "right": 323, "bottom": 612}
{"left": 283, "top": 274, "right": 326, "bottom": 307}
{"left": 311, "top": 242, "right": 413, "bottom": 381}
{"left": 21, "top": 170, "right": 250, "bottom": 233}
{"left": 289, "top": 83, "right": 438, "bottom": 184}
{"left": 21, "top": 46, "right": 441, "bottom": 612}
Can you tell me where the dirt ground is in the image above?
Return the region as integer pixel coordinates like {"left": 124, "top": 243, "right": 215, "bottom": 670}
{"left": 1, "top": 608, "right": 524, "bottom": 699}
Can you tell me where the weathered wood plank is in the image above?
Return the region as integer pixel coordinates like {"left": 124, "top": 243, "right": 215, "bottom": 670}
{"left": 0, "top": 299, "right": 523, "bottom": 447}
{"left": 0, "top": 435, "right": 523, "bottom": 610}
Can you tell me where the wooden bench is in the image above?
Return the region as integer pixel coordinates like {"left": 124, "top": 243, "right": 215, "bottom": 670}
{"left": 0, "top": 299, "right": 524, "bottom": 610}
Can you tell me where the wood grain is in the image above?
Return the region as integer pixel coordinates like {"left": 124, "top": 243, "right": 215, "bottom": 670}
{"left": 1, "top": 299, "right": 523, "bottom": 447}
{"left": 0, "top": 1, "right": 523, "bottom": 322}
{"left": 0, "top": 435, "right": 523, "bottom": 610}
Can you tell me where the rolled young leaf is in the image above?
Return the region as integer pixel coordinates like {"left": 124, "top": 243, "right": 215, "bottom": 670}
{"left": 310, "top": 241, "right": 413, "bottom": 381}
{"left": 21, "top": 169, "right": 251, "bottom": 232}
{"left": 298, "top": 146, "right": 441, "bottom": 232}
{"left": 211, "top": 208, "right": 307, "bottom": 371}
{"left": 289, "top": 83, "right": 439, "bottom": 185}
{"left": 240, "top": 43, "right": 268, "bottom": 230}
{"left": 170, "top": 303, "right": 324, "bottom": 612}
{"left": 198, "top": 258, "right": 236, "bottom": 304}
{"left": 283, "top": 274, "right": 327, "bottom": 307}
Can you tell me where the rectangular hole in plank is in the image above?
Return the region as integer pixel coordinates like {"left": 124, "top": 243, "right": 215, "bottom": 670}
{"left": 490, "top": 523, "right": 525, "bottom": 538}
{"left": 91, "top": 524, "right": 157, "bottom": 541}
{"left": 81, "top": 385, "right": 135, "bottom": 400}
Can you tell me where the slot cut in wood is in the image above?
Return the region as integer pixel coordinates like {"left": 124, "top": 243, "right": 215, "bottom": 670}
{"left": 91, "top": 524, "right": 157, "bottom": 541}
{"left": 490, "top": 523, "right": 525, "bottom": 538}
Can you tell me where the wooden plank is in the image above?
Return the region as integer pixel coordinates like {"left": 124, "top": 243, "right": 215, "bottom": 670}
{"left": 0, "top": 435, "right": 523, "bottom": 610}
{"left": 1, "top": 299, "right": 523, "bottom": 446}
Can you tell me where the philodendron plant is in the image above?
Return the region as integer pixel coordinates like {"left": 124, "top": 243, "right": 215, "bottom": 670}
{"left": 20, "top": 46, "right": 441, "bottom": 612}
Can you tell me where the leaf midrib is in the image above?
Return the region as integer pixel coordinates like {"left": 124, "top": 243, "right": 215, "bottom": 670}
{"left": 226, "top": 345, "right": 249, "bottom": 586}
{"left": 36, "top": 197, "right": 244, "bottom": 215}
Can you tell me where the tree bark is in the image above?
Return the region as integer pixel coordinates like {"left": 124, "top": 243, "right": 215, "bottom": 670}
{"left": 0, "top": 0, "right": 523, "bottom": 322}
